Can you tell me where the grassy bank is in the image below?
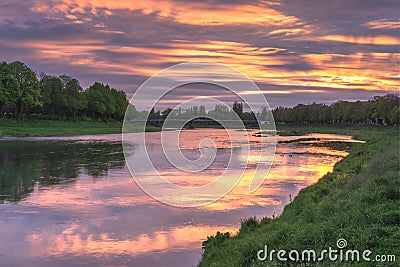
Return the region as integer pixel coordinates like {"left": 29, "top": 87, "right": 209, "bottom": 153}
{"left": 0, "top": 119, "right": 124, "bottom": 137}
{"left": 0, "top": 118, "right": 164, "bottom": 137}
{"left": 200, "top": 125, "right": 399, "bottom": 266}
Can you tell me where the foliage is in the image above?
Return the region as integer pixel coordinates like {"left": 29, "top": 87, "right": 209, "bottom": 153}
{"left": 40, "top": 75, "right": 67, "bottom": 115}
{"left": 202, "top": 231, "right": 231, "bottom": 250}
{"left": 0, "top": 61, "right": 128, "bottom": 121}
{"left": 273, "top": 94, "right": 399, "bottom": 125}
{"left": 233, "top": 100, "right": 243, "bottom": 119}
{"left": 0, "top": 61, "right": 41, "bottom": 115}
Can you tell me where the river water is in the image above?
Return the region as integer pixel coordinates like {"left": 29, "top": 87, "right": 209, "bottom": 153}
{"left": 0, "top": 129, "right": 358, "bottom": 267}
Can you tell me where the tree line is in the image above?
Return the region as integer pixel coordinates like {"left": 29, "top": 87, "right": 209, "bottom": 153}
{"left": 131, "top": 101, "right": 259, "bottom": 122}
{"left": 273, "top": 94, "right": 399, "bottom": 125}
{"left": 0, "top": 61, "right": 128, "bottom": 120}
{"left": 132, "top": 96, "right": 399, "bottom": 127}
{"left": 143, "top": 94, "right": 400, "bottom": 127}
{"left": 1, "top": 61, "right": 398, "bottom": 125}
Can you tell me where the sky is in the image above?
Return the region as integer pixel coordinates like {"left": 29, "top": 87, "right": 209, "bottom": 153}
{"left": 0, "top": 0, "right": 399, "bottom": 107}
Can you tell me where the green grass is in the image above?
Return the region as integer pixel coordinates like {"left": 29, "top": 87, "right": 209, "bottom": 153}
{"left": 200, "top": 124, "right": 400, "bottom": 266}
{"left": 0, "top": 118, "right": 124, "bottom": 137}
{"left": 0, "top": 118, "right": 164, "bottom": 137}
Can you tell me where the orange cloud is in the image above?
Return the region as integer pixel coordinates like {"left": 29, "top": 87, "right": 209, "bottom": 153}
{"left": 2, "top": 34, "right": 398, "bottom": 93}
{"left": 322, "top": 35, "right": 399, "bottom": 46}
{"left": 27, "top": 223, "right": 234, "bottom": 257}
{"left": 268, "top": 28, "right": 311, "bottom": 37}
{"left": 364, "top": 19, "right": 400, "bottom": 30}
{"left": 31, "top": 0, "right": 299, "bottom": 26}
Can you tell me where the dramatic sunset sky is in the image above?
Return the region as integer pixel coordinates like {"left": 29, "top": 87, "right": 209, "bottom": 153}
{"left": 0, "top": 0, "right": 398, "bottom": 107}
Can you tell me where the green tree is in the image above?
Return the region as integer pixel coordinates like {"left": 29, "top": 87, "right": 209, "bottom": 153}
{"left": 84, "top": 83, "right": 109, "bottom": 119}
{"left": 110, "top": 88, "right": 128, "bottom": 119}
{"left": 7, "top": 61, "right": 41, "bottom": 114}
{"left": 293, "top": 104, "right": 309, "bottom": 123}
{"left": 84, "top": 82, "right": 127, "bottom": 120}
{"left": 40, "top": 75, "right": 67, "bottom": 115}
{"left": 390, "top": 106, "right": 400, "bottom": 125}
{"left": 0, "top": 62, "right": 19, "bottom": 107}
{"left": 331, "top": 101, "right": 349, "bottom": 123}
{"left": 161, "top": 107, "right": 173, "bottom": 120}
{"left": 232, "top": 101, "right": 243, "bottom": 119}
{"left": 199, "top": 105, "right": 206, "bottom": 116}
{"left": 61, "top": 75, "right": 87, "bottom": 117}
{"left": 372, "top": 94, "right": 399, "bottom": 125}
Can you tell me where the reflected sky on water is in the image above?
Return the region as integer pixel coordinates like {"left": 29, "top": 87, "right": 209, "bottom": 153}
{"left": 0, "top": 129, "right": 357, "bottom": 267}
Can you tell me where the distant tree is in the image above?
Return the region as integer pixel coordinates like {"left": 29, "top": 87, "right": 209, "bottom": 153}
{"left": 84, "top": 82, "right": 113, "bottom": 119}
{"left": 372, "top": 94, "right": 399, "bottom": 125}
{"left": 0, "top": 62, "right": 18, "bottom": 107}
{"left": 148, "top": 107, "right": 160, "bottom": 123}
{"left": 2, "top": 61, "right": 41, "bottom": 114}
{"left": 233, "top": 101, "right": 243, "bottom": 119}
{"left": 125, "top": 104, "right": 138, "bottom": 119}
{"left": 318, "top": 104, "right": 331, "bottom": 122}
{"left": 293, "top": 104, "right": 308, "bottom": 123}
{"left": 272, "top": 94, "right": 399, "bottom": 126}
{"left": 260, "top": 106, "right": 268, "bottom": 120}
{"left": 40, "top": 75, "right": 67, "bottom": 115}
{"left": 209, "top": 104, "right": 233, "bottom": 119}
{"left": 331, "top": 101, "right": 349, "bottom": 123}
{"left": 199, "top": 105, "right": 206, "bottom": 116}
{"left": 61, "top": 75, "right": 87, "bottom": 117}
{"left": 2, "top": 60, "right": 130, "bottom": 119}
{"left": 161, "top": 107, "right": 173, "bottom": 120}
{"left": 110, "top": 88, "right": 128, "bottom": 119}
{"left": 241, "top": 111, "right": 256, "bottom": 121}
{"left": 390, "top": 106, "right": 400, "bottom": 125}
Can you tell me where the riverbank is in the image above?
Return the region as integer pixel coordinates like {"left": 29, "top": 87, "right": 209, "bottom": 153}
{"left": 0, "top": 119, "right": 163, "bottom": 137}
{"left": 0, "top": 118, "right": 388, "bottom": 138}
{"left": 200, "top": 125, "right": 399, "bottom": 266}
{"left": 0, "top": 119, "right": 123, "bottom": 137}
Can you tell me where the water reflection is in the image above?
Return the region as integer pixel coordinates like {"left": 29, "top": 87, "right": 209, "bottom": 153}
{"left": 0, "top": 140, "right": 124, "bottom": 202}
{"left": 0, "top": 130, "right": 358, "bottom": 267}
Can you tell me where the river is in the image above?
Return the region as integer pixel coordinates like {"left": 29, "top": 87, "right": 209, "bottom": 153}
{"left": 0, "top": 129, "right": 358, "bottom": 267}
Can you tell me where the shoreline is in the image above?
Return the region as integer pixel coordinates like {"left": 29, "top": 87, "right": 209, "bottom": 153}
{"left": 0, "top": 118, "right": 161, "bottom": 137}
{"left": 1, "top": 118, "right": 394, "bottom": 138}
{"left": 0, "top": 119, "right": 123, "bottom": 137}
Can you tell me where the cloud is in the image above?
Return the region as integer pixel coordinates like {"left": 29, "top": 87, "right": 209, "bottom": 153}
{"left": 30, "top": 0, "right": 299, "bottom": 26}
{"left": 0, "top": 0, "right": 398, "bottom": 107}
{"left": 322, "top": 35, "right": 399, "bottom": 46}
{"left": 364, "top": 19, "right": 400, "bottom": 29}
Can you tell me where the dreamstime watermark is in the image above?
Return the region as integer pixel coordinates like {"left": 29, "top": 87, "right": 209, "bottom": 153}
{"left": 122, "top": 62, "right": 276, "bottom": 207}
{"left": 257, "top": 238, "right": 397, "bottom": 263}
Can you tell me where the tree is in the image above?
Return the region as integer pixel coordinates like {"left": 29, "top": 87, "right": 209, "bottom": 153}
{"left": 331, "top": 101, "right": 349, "bottom": 123}
{"left": 84, "top": 82, "right": 127, "bottom": 120}
{"left": 40, "top": 75, "right": 67, "bottom": 115}
{"left": 272, "top": 94, "right": 399, "bottom": 125}
{"left": 199, "top": 105, "right": 206, "bottom": 116}
{"left": 7, "top": 61, "right": 41, "bottom": 114}
{"left": 390, "top": 106, "right": 400, "bottom": 125}
{"left": 148, "top": 107, "right": 160, "bottom": 120}
{"left": 372, "top": 94, "right": 399, "bottom": 125}
{"left": 110, "top": 88, "right": 128, "bottom": 119}
{"left": 293, "top": 104, "right": 309, "bottom": 123}
{"left": 0, "top": 62, "right": 19, "bottom": 107}
{"left": 61, "top": 75, "right": 87, "bottom": 117}
{"left": 233, "top": 101, "right": 243, "bottom": 119}
{"left": 161, "top": 107, "right": 173, "bottom": 120}
{"left": 1, "top": 61, "right": 131, "bottom": 119}
{"left": 84, "top": 82, "right": 110, "bottom": 119}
